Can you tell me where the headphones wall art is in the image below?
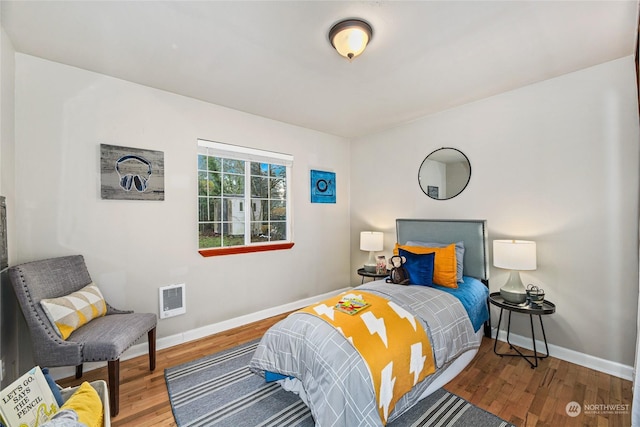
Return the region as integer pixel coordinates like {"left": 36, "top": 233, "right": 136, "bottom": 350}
{"left": 100, "top": 144, "right": 165, "bottom": 201}
{"left": 116, "top": 155, "right": 152, "bottom": 192}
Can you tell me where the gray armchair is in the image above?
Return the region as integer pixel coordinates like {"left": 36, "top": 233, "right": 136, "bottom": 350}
{"left": 8, "top": 255, "right": 157, "bottom": 417}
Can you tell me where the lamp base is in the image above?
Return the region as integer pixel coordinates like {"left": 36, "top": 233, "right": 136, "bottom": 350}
{"left": 364, "top": 250, "right": 377, "bottom": 273}
{"left": 500, "top": 287, "right": 527, "bottom": 304}
{"left": 363, "top": 264, "right": 377, "bottom": 273}
{"left": 499, "top": 270, "right": 527, "bottom": 304}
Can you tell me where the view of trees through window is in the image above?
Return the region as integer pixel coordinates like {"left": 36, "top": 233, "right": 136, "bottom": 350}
{"left": 198, "top": 148, "right": 288, "bottom": 250}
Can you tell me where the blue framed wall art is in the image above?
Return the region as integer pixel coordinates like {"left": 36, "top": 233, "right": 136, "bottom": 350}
{"left": 310, "top": 170, "right": 336, "bottom": 203}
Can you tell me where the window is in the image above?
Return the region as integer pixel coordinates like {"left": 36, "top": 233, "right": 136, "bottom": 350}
{"left": 197, "top": 140, "right": 294, "bottom": 256}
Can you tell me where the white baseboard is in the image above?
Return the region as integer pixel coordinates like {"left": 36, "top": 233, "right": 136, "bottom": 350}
{"left": 491, "top": 327, "right": 633, "bottom": 381}
{"left": 49, "top": 287, "right": 351, "bottom": 381}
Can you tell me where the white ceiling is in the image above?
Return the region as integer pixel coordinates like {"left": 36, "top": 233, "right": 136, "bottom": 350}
{"left": 1, "top": 1, "right": 638, "bottom": 138}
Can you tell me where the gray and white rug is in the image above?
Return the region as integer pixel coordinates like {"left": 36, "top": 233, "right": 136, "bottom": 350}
{"left": 165, "top": 340, "right": 514, "bottom": 427}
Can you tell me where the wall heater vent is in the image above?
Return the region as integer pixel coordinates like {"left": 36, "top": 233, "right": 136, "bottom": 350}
{"left": 159, "top": 283, "right": 186, "bottom": 319}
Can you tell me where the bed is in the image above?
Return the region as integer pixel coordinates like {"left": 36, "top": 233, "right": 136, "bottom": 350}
{"left": 249, "top": 219, "right": 490, "bottom": 426}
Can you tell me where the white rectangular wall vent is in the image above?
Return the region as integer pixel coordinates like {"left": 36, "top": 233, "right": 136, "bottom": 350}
{"left": 159, "top": 283, "right": 186, "bottom": 319}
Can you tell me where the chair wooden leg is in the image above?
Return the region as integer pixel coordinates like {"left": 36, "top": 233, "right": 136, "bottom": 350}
{"left": 75, "top": 364, "right": 83, "bottom": 379}
{"left": 148, "top": 327, "right": 156, "bottom": 371}
{"left": 108, "top": 360, "right": 120, "bottom": 417}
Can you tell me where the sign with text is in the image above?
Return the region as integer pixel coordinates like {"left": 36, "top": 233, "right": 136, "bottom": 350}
{"left": 0, "top": 367, "right": 59, "bottom": 427}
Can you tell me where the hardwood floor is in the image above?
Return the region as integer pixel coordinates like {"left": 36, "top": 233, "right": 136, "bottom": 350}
{"left": 447, "top": 340, "right": 632, "bottom": 427}
{"left": 58, "top": 313, "right": 633, "bottom": 427}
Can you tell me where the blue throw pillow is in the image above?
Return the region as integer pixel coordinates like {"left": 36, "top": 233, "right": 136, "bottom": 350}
{"left": 41, "top": 367, "right": 65, "bottom": 407}
{"left": 398, "top": 248, "right": 435, "bottom": 286}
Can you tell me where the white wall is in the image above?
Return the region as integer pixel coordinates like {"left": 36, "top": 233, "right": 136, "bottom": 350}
{"left": 350, "top": 56, "right": 640, "bottom": 368}
{"left": 0, "top": 25, "right": 15, "bottom": 261}
{"left": 14, "top": 54, "right": 352, "bottom": 340}
{"left": 0, "top": 23, "right": 21, "bottom": 386}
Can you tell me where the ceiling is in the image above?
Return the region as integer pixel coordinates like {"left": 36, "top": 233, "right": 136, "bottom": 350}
{"left": 1, "top": 1, "right": 638, "bottom": 138}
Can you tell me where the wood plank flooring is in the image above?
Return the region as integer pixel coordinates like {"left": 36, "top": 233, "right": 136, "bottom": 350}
{"left": 447, "top": 340, "right": 632, "bottom": 427}
{"left": 57, "top": 313, "right": 633, "bottom": 427}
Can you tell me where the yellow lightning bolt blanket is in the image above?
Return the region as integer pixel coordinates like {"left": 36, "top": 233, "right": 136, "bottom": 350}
{"left": 298, "top": 291, "right": 435, "bottom": 424}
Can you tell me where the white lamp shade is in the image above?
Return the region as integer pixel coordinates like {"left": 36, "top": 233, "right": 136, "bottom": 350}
{"left": 360, "top": 231, "right": 383, "bottom": 251}
{"left": 493, "top": 240, "right": 536, "bottom": 270}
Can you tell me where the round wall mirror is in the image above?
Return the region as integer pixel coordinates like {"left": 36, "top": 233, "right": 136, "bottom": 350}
{"left": 418, "top": 147, "right": 471, "bottom": 200}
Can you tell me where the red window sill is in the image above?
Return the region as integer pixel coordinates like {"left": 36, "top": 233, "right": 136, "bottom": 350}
{"left": 199, "top": 242, "right": 295, "bottom": 257}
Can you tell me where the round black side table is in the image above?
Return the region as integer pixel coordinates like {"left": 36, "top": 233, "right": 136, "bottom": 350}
{"left": 489, "top": 291, "right": 556, "bottom": 369}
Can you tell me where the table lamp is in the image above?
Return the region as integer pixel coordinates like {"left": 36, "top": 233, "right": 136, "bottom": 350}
{"left": 493, "top": 239, "right": 536, "bottom": 303}
{"left": 360, "top": 231, "right": 383, "bottom": 273}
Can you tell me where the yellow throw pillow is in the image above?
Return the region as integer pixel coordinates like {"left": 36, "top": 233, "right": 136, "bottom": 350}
{"left": 40, "top": 283, "right": 108, "bottom": 340}
{"left": 394, "top": 243, "right": 458, "bottom": 288}
{"left": 61, "top": 381, "right": 103, "bottom": 427}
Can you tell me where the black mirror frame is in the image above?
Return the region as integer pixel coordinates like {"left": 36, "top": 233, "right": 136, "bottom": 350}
{"left": 418, "top": 147, "right": 471, "bottom": 200}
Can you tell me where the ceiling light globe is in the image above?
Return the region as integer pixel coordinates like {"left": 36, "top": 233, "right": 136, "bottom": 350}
{"left": 329, "top": 19, "right": 373, "bottom": 61}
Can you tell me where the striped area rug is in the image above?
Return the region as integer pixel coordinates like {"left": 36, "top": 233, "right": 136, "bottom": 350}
{"left": 165, "top": 340, "right": 514, "bottom": 427}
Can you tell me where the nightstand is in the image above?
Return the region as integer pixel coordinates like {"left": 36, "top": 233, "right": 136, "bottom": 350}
{"left": 489, "top": 291, "right": 556, "bottom": 368}
{"left": 357, "top": 268, "right": 389, "bottom": 284}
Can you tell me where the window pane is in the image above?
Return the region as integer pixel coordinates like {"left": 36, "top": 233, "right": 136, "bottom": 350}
{"left": 223, "top": 197, "right": 244, "bottom": 221}
{"left": 209, "top": 197, "right": 221, "bottom": 221}
{"left": 198, "top": 171, "right": 208, "bottom": 196}
{"left": 224, "top": 159, "right": 244, "bottom": 174}
{"left": 222, "top": 222, "right": 244, "bottom": 246}
{"left": 270, "top": 200, "right": 286, "bottom": 221}
{"left": 250, "top": 199, "right": 268, "bottom": 221}
{"left": 270, "top": 165, "right": 286, "bottom": 178}
{"left": 199, "top": 223, "right": 221, "bottom": 249}
{"left": 251, "top": 176, "right": 269, "bottom": 198}
{"left": 207, "top": 172, "right": 221, "bottom": 196}
{"left": 251, "top": 222, "right": 270, "bottom": 243}
{"left": 208, "top": 156, "right": 221, "bottom": 172}
{"left": 198, "top": 197, "right": 208, "bottom": 221}
{"left": 223, "top": 174, "right": 244, "bottom": 195}
{"left": 251, "top": 162, "right": 269, "bottom": 177}
{"left": 270, "top": 178, "right": 286, "bottom": 199}
{"left": 270, "top": 222, "right": 287, "bottom": 241}
{"left": 198, "top": 154, "right": 208, "bottom": 171}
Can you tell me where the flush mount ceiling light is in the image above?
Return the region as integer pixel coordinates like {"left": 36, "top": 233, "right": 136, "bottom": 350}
{"left": 328, "top": 19, "right": 373, "bottom": 61}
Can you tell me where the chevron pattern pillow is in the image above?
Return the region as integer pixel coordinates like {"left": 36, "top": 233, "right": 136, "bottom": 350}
{"left": 40, "top": 283, "right": 107, "bottom": 340}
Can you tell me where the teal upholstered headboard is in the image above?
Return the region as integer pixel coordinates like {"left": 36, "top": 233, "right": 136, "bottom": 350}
{"left": 396, "top": 219, "right": 489, "bottom": 282}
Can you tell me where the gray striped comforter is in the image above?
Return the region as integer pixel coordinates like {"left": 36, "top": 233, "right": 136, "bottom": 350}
{"left": 249, "top": 282, "right": 479, "bottom": 427}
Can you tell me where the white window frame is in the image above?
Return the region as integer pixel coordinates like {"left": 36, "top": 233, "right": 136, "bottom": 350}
{"left": 197, "top": 139, "right": 293, "bottom": 254}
